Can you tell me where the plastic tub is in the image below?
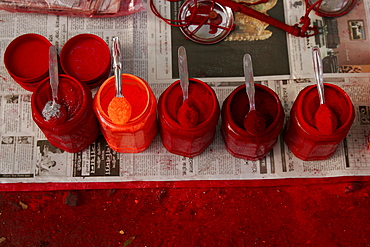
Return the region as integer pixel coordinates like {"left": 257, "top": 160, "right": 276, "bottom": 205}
{"left": 32, "top": 74, "right": 99, "bottom": 153}
{"left": 4, "top": 33, "right": 52, "bottom": 92}
{"left": 283, "top": 83, "right": 355, "bottom": 161}
{"left": 60, "top": 33, "right": 111, "bottom": 89}
{"left": 221, "top": 84, "right": 284, "bottom": 160}
{"left": 94, "top": 74, "right": 157, "bottom": 153}
{"left": 157, "top": 78, "right": 220, "bottom": 157}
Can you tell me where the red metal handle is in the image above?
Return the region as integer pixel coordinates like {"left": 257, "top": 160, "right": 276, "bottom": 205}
{"left": 215, "top": 0, "right": 317, "bottom": 37}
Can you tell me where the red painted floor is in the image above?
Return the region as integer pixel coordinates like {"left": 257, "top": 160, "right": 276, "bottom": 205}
{"left": 1, "top": 179, "right": 370, "bottom": 246}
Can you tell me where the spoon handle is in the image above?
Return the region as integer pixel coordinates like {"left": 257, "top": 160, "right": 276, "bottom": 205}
{"left": 49, "top": 45, "right": 59, "bottom": 101}
{"left": 312, "top": 46, "right": 325, "bottom": 105}
{"left": 112, "top": 37, "right": 123, "bottom": 98}
{"left": 244, "top": 53, "right": 255, "bottom": 111}
{"left": 178, "top": 46, "right": 189, "bottom": 102}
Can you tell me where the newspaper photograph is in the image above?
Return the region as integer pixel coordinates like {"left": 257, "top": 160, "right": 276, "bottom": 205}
{"left": 0, "top": 0, "right": 370, "bottom": 186}
{"left": 147, "top": 0, "right": 370, "bottom": 82}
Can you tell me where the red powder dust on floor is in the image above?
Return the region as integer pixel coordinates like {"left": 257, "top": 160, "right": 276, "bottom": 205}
{"left": 1, "top": 179, "right": 370, "bottom": 246}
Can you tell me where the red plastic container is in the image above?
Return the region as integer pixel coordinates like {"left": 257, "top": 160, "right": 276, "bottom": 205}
{"left": 31, "top": 74, "right": 99, "bottom": 153}
{"left": 93, "top": 74, "right": 157, "bottom": 153}
{"left": 60, "top": 33, "right": 111, "bottom": 89}
{"left": 221, "top": 84, "right": 284, "bottom": 160}
{"left": 283, "top": 83, "right": 355, "bottom": 161}
{"left": 157, "top": 78, "right": 220, "bottom": 157}
{"left": 4, "top": 33, "right": 52, "bottom": 92}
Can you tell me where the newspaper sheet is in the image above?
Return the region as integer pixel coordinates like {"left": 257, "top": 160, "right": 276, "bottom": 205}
{"left": 148, "top": 0, "right": 370, "bottom": 83}
{"left": 0, "top": 1, "right": 370, "bottom": 185}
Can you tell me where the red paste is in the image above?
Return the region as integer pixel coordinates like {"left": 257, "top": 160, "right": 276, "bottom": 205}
{"left": 243, "top": 110, "right": 267, "bottom": 136}
{"left": 230, "top": 87, "right": 277, "bottom": 134}
{"left": 101, "top": 84, "right": 147, "bottom": 121}
{"left": 303, "top": 86, "right": 348, "bottom": 132}
{"left": 166, "top": 81, "right": 213, "bottom": 127}
{"left": 177, "top": 99, "right": 199, "bottom": 128}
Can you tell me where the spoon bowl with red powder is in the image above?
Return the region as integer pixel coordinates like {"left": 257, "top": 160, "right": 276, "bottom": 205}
{"left": 107, "top": 37, "right": 132, "bottom": 125}
{"left": 177, "top": 46, "right": 199, "bottom": 128}
{"left": 312, "top": 46, "right": 338, "bottom": 135}
{"left": 93, "top": 73, "right": 156, "bottom": 153}
{"left": 242, "top": 54, "right": 266, "bottom": 136}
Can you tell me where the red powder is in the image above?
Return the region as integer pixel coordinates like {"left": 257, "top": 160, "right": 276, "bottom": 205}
{"left": 107, "top": 97, "right": 132, "bottom": 125}
{"left": 303, "top": 86, "right": 348, "bottom": 131}
{"left": 166, "top": 81, "right": 213, "bottom": 126}
{"left": 315, "top": 103, "right": 338, "bottom": 135}
{"left": 177, "top": 99, "right": 199, "bottom": 128}
{"left": 101, "top": 84, "right": 147, "bottom": 121}
{"left": 230, "top": 87, "right": 277, "bottom": 133}
{"left": 243, "top": 110, "right": 266, "bottom": 136}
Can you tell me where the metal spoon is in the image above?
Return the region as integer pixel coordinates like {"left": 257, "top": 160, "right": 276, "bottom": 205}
{"left": 177, "top": 46, "right": 199, "bottom": 128}
{"left": 313, "top": 47, "right": 325, "bottom": 106}
{"left": 243, "top": 53, "right": 266, "bottom": 135}
{"left": 179, "top": 46, "right": 189, "bottom": 104}
{"left": 312, "top": 46, "right": 337, "bottom": 135}
{"left": 42, "top": 45, "right": 67, "bottom": 125}
{"left": 107, "top": 37, "right": 132, "bottom": 125}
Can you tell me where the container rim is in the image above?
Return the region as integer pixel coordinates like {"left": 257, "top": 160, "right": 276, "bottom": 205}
{"left": 160, "top": 78, "right": 219, "bottom": 131}
{"left": 224, "top": 84, "right": 283, "bottom": 137}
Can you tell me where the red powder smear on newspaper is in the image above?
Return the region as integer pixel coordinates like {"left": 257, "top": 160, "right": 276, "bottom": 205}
{"left": 102, "top": 84, "right": 147, "bottom": 122}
